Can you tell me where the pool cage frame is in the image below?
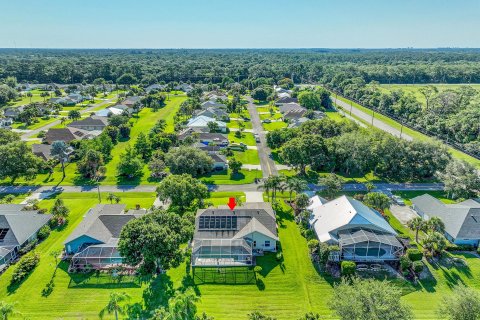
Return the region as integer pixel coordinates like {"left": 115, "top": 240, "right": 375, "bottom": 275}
{"left": 69, "top": 244, "right": 133, "bottom": 272}
{"left": 191, "top": 239, "right": 254, "bottom": 268}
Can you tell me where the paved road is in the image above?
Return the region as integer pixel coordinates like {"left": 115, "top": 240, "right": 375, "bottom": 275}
{"left": 331, "top": 96, "right": 413, "bottom": 141}
{"left": 0, "top": 182, "right": 444, "bottom": 196}
{"left": 246, "top": 97, "right": 278, "bottom": 178}
{"left": 20, "top": 98, "right": 117, "bottom": 140}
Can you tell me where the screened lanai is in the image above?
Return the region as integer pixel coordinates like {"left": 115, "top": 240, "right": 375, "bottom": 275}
{"left": 70, "top": 244, "right": 126, "bottom": 271}
{"left": 191, "top": 239, "right": 253, "bottom": 267}
{"left": 338, "top": 228, "right": 403, "bottom": 262}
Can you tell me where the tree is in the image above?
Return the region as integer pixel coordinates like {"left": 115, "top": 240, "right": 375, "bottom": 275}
{"left": 116, "top": 73, "right": 137, "bottom": 86}
{"left": 228, "top": 158, "right": 242, "bottom": 175}
{"left": 298, "top": 312, "right": 322, "bottom": 320}
{"left": 51, "top": 140, "right": 69, "bottom": 179}
{"left": 329, "top": 278, "right": 413, "bottom": 320}
{"left": 67, "top": 110, "right": 81, "bottom": 121}
{"left": 104, "top": 126, "right": 120, "bottom": 143}
{"left": 51, "top": 198, "right": 69, "bottom": 224}
{"left": 207, "top": 121, "right": 219, "bottom": 133}
{"left": 407, "top": 217, "right": 425, "bottom": 243}
{"left": 99, "top": 292, "right": 130, "bottom": 320}
{"left": 165, "top": 147, "right": 214, "bottom": 177}
{"left": 259, "top": 175, "right": 285, "bottom": 203}
{"left": 436, "top": 160, "right": 480, "bottom": 199}
{"left": 425, "top": 216, "right": 445, "bottom": 233}
{"left": 148, "top": 155, "right": 167, "bottom": 179}
{"left": 107, "top": 193, "right": 119, "bottom": 204}
{"left": 294, "top": 193, "right": 311, "bottom": 217}
{"left": 437, "top": 285, "right": 480, "bottom": 320}
{"left": 0, "top": 301, "right": 17, "bottom": 320}
{"left": 117, "top": 145, "right": 144, "bottom": 179}
{"left": 150, "top": 288, "right": 209, "bottom": 320}
{"left": 363, "top": 192, "right": 390, "bottom": 212}
{"left": 77, "top": 149, "right": 104, "bottom": 178}
{"left": 419, "top": 85, "right": 438, "bottom": 110}
{"left": 156, "top": 174, "right": 209, "bottom": 212}
{"left": 422, "top": 232, "right": 448, "bottom": 256}
{"left": 319, "top": 174, "right": 343, "bottom": 199}
{"left": 118, "top": 209, "right": 193, "bottom": 272}
{"left": 285, "top": 177, "right": 307, "bottom": 202}
{"left": 0, "top": 129, "right": 20, "bottom": 144}
{"left": 280, "top": 135, "right": 328, "bottom": 175}
{"left": 108, "top": 115, "right": 129, "bottom": 127}
{"left": 134, "top": 132, "right": 152, "bottom": 160}
{"left": 298, "top": 91, "right": 322, "bottom": 110}
{"left": 251, "top": 86, "right": 271, "bottom": 101}
{"left": 118, "top": 124, "right": 131, "bottom": 139}
{"left": 0, "top": 141, "right": 40, "bottom": 182}
{"left": 248, "top": 311, "right": 277, "bottom": 320}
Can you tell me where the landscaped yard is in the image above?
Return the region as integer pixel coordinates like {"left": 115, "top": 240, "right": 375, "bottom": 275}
{"left": 227, "top": 119, "right": 253, "bottom": 130}
{"left": 262, "top": 121, "right": 288, "bottom": 131}
{"left": 231, "top": 149, "right": 260, "bottom": 165}
{"left": 199, "top": 169, "right": 260, "bottom": 185}
{"left": 227, "top": 131, "right": 256, "bottom": 146}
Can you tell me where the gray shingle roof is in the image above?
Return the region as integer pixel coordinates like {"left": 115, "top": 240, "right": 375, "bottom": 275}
{"left": 412, "top": 194, "right": 480, "bottom": 239}
{"left": 64, "top": 204, "right": 145, "bottom": 245}
{"left": 194, "top": 203, "right": 277, "bottom": 241}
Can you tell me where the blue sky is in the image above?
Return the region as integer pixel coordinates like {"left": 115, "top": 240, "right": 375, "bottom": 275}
{"left": 0, "top": 0, "right": 479, "bottom": 48}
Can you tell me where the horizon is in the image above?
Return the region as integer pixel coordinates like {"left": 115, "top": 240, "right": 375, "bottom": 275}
{"left": 1, "top": 0, "right": 479, "bottom": 48}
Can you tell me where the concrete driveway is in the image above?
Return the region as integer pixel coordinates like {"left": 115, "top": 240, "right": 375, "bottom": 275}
{"left": 390, "top": 204, "right": 418, "bottom": 224}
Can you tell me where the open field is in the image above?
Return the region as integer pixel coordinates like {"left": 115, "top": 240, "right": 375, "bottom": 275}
{"left": 379, "top": 83, "right": 480, "bottom": 104}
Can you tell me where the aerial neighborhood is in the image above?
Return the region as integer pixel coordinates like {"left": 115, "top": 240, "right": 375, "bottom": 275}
{"left": 0, "top": 5, "right": 480, "bottom": 317}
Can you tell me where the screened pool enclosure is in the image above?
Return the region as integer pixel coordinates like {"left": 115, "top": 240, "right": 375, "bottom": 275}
{"left": 191, "top": 239, "right": 253, "bottom": 267}
{"left": 69, "top": 244, "right": 128, "bottom": 272}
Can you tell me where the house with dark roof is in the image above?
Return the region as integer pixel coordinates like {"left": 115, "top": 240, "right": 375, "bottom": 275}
{"left": 279, "top": 102, "right": 305, "bottom": 114}
{"left": 178, "top": 128, "right": 229, "bottom": 146}
{"left": 0, "top": 204, "right": 51, "bottom": 266}
{"left": 44, "top": 127, "right": 99, "bottom": 144}
{"left": 196, "top": 107, "right": 230, "bottom": 121}
{"left": 201, "top": 100, "right": 227, "bottom": 109}
{"left": 122, "top": 96, "right": 142, "bottom": 108}
{"left": 411, "top": 194, "right": 480, "bottom": 246}
{"left": 68, "top": 116, "right": 108, "bottom": 131}
{"left": 145, "top": 84, "right": 167, "bottom": 93}
{"left": 64, "top": 204, "right": 146, "bottom": 271}
{"left": 191, "top": 203, "right": 278, "bottom": 267}
{"left": 308, "top": 195, "right": 403, "bottom": 262}
{"left": 209, "top": 153, "right": 228, "bottom": 171}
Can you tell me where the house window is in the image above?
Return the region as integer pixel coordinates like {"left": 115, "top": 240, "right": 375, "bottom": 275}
{"left": 264, "top": 241, "right": 271, "bottom": 247}
{"left": 0, "top": 228, "right": 9, "bottom": 241}
{"left": 253, "top": 241, "right": 257, "bottom": 247}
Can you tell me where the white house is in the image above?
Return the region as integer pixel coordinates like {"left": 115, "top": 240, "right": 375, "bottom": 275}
{"left": 308, "top": 195, "right": 403, "bottom": 262}
{"left": 187, "top": 115, "right": 227, "bottom": 133}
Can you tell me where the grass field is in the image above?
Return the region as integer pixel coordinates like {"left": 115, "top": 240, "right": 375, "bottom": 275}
{"left": 199, "top": 169, "right": 260, "bottom": 185}
{"left": 231, "top": 149, "right": 260, "bottom": 165}
{"left": 263, "top": 121, "right": 288, "bottom": 131}
{"left": 227, "top": 120, "right": 253, "bottom": 130}
{"left": 227, "top": 132, "right": 256, "bottom": 146}
{"left": 379, "top": 83, "right": 480, "bottom": 104}
{"left": 333, "top": 95, "right": 480, "bottom": 167}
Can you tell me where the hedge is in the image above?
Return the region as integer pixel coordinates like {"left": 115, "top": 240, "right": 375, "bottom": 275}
{"left": 341, "top": 261, "right": 356, "bottom": 276}
{"left": 11, "top": 252, "right": 40, "bottom": 284}
{"left": 406, "top": 248, "right": 423, "bottom": 262}
{"left": 412, "top": 260, "right": 424, "bottom": 274}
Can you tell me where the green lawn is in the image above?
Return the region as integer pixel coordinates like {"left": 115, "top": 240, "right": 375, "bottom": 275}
{"left": 227, "top": 120, "right": 253, "bottom": 130}
{"left": 257, "top": 106, "right": 279, "bottom": 113}
{"left": 4, "top": 89, "right": 54, "bottom": 108}
{"left": 260, "top": 112, "right": 283, "bottom": 120}
{"left": 324, "top": 110, "right": 347, "bottom": 122}
{"left": 392, "top": 190, "right": 456, "bottom": 206}
{"left": 227, "top": 132, "right": 256, "bottom": 146}
{"left": 262, "top": 121, "right": 288, "bottom": 131}
{"left": 379, "top": 84, "right": 480, "bottom": 105}
{"left": 11, "top": 117, "right": 59, "bottom": 130}
{"left": 231, "top": 149, "right": 260, "bottom": 165}
{"left": 333, "top": 95, "right": 480, "bottom": 167}
{"left": 206, "top": 191, "right": 245, "bottom": 206}
{"left": 199, "top": 169, "right": 261, "bottom": 185}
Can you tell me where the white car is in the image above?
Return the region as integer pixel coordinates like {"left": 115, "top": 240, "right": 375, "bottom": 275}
{"left": 392, "top": 195, "right": 405, "bottom": 206}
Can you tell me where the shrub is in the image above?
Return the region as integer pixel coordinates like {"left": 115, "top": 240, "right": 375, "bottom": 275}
{"left": 276, "top": 252, "right": 283, "bottom": 261}
{"left": 307, "top": 239, "right": 319, "bottom": 254}
{"left": 11, "top": 252, "right": 40, "bottom": 284}
{"left": 412, "top": 261, "right": 424, "bottom": 274}
{"left": 400, "top": 255, "right": 412, "bottom": 271}
{"left": 37, "top": 225, "right": 51, "bottom": 240}
{"left": 406, "top": 248, "right": 423, "bottom": 262}
{"left": 254, "top": 266, "right": 263, "bottom": 276}
{"left": 340, "top": 261, "right": 356, "bottom": 276}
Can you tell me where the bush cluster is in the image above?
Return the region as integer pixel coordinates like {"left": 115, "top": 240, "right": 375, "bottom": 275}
{"left": 11, "top": 252, "right": 40, "bottom": 284}
{"left": 341, "top": 261, "right": 356, "bottom": 276}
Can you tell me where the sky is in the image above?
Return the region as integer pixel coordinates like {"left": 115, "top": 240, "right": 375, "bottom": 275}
{"left": 0, "top": 0, "right": 479, "bottom": 48}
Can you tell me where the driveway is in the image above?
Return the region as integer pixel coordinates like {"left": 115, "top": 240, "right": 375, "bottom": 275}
{"left": 390, "top": 204, "right": 418, "bottom": 224}
{"left": 246, "top": 97, "right": 278, "bottom": 178}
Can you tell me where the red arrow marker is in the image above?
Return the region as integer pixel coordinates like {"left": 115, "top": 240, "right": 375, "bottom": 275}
{"left": 227, "top": 197, "right": 236, "bottom": 210}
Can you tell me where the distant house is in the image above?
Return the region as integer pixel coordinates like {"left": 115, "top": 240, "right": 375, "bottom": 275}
{"left": 145, "top": 84, "right": 167, "bottom": 93}
{"left": 32, "top": 143, "right": 73, "bottom": 161}
{"left": 44, "top": 127, "right": 100, "bottom": 144}
{"left": 3, "top": 107, "right": 24, "bottom": 119}
{"left": 200, "top": 101, "right": 227, "bottom": 109}
{"left": 187, "top": 115, "right": 227, "bottom": 133}
{"left": 275, "top": 96, "right": 298, "bottom": 105}
{"left": 411, "top": 194, "right": 480, "bottom": 247}
{"left": 308, "top": 195, "right": 403, "bottom": 262}
{"left": 95, "top": 107, "right": 124, "bottom": 117}
{"left": 174, "top": 83, "right": 193, "bottom": 93}
{"left": 209, "top": 153, "right": 228, "bottom": 171}
{"left": 277, "top": 92, "right": 291, "bottom": 99}
{"left": 64, "top": 204, "right": 146, "bottom": 271}
{"left": 204, "top": 92, "right": 228, "bottom": 101}
{"left": 193, "top": 142, "right": 223, "bottom": 152}
{"left": 287, "top": 117, "right": 310, "bottom": 128}
{"left": 283, "top": 108, "right": 307, "bottom": 120}
{"left": 122, "top": 96, "right": 142, "bottom": 108}
{"left": 0, "top": 204, "right": 51, "bottom": 266}
{"left": 68, "top": 117, "right": 108, "bottom": 131}
{"left": 0, "top": 117, "right": 13, "bottom": 129}
{"left": 279, "top": 102, "right": 304, "bottom": 114}
{"left": 191, "top": 203, "right": 278, "bottom": 268}
{"left": 178, "top": 128, "right": 229, "bottom": 146}
{"left": 196, "top": 107, "right": 230, "bottom": 121}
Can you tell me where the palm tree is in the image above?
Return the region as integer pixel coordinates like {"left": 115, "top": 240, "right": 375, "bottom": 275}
{"left": 426, "top": 217, "right": 445, "bottom": 233}
{"left": 51, "top": 140, "right": 70, "bottom": 179}
{"left": 407, "top": 217, "right": 425, "bottom": 243}
{"left": 285, "top": 177, "right": 307, "bottom": 203}
{"left": 106, "top": 193, "right": 116, "bottom": 204}
{"left": 0, "top": 301, "right": 18, "bottom": 320}
{"left": 168, "top": 288, "right": 199, "bottom": 320}
{"left": 99, "top": 292, "right": 130, "bottom": 320}
{"left": 27, "top": 91, "right": 33, "bottom": 103}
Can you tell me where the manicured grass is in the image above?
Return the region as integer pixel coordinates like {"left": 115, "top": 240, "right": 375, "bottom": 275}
{"left": 379, "top": 84, "right": 480, "bottom": 105}
{"left": 206, "top": 191, "right": 245, "bottom": 206}
{"left": 199, "top": 169, "right": 261, "bottom": 185}
{"left": 392, "top": 190, "right": 456, "bottom": 206}
{"left": 334, "top": 95, "right": 480, "bottom": 167}
{"left": 4, "top": 89, "right": 54, "bottom": 107}
{"left": 0, "top": 193, "right": 28, "bottom": 204}
{"left": 11, "top": 117, "right": 59, "bottom": 130}
{"left": 257, "top": 106, "right": 279, "bottom": 113}
{"left": 260, "top": 112, "right": 283, "bottom": 120}
{"left": 227, "top": 131, "right": 256, "bottom": 146}
{"left": 262, "top": 121, "right": 288, "bottom": 131}
{"left": 229, "top": 109, "right": 250, "bottom": 119}
{"left": 227, "top": 120, "right": 253, "bottom": 130}
{"left": 324, "top": 110, "right": 347, "bottom": 122}
{"left": 231, "top": 149, "right": 260, "bottom": 165}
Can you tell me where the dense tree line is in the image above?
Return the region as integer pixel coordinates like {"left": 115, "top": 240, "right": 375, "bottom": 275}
{"left": 267, "top": 119, "right": 451, "bottom": 182}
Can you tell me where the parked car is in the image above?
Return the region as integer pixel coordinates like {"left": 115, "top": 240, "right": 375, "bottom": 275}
{"left": 262, "top": 119, "right": 271, "bottom": 123}
{"left": 254, "top": 134, "right": 260, "bottom": 143}
{"left": 392, "top": 195, "right": 405, "bottom": 206}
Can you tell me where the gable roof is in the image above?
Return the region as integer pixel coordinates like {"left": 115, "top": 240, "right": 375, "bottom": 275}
{"left": 68, "top": 117, "right": 108, "bottom": 128}
{"left": 194, "top": 202, "right": 277, "bottom": 241}
{"left": 412, "top": 194, "right": 480, "bottom": 239}
{"left": 187, "top": 116, "right": 226, "bottom": 128}
{"left": 44, "top": 127, "right": 92, "bottom": 144}
{"left": 309, "top": 195, "right": 396, "bottom": 243}
{"left": 279, "top": 103, "right": 305, "bottom": 114}
{"left": 32, "top": 144, "right": 53, "bottom": 160}
{"left": 64, "top": 204, "right": 146, "bottom": 245}
{"left": 0, "top": 204, "right": 51, "bottom": 247}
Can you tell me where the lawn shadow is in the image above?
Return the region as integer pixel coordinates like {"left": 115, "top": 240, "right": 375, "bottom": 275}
{"left": 142, "top": 273, "right": 175, "bottom": 312}
{"left": 257, "top": 251, "right": 284, "bottom": 277}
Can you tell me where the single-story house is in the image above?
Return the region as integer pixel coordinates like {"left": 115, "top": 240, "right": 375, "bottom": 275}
{"left": 3, "top": 107, "right": 24, "bottom": 119}
{"left": 196, "top": 107, "right": 229, "bottom": 121}
{"left": 192, "top": 202, "right": 278, "bottom": 267}
{"left": 178, "top": 129, "right": 229, "bottom": 146}
{"left": 283, "top": 108, "right": 307, "bottom": 120}
{"left": 95, "top": 107, "right": 124, "bottom": 117}
{"left": 32, "top": 143, "right": 74, "bottom": 161}
{"left": 174, "top": 83, "right": 193, "bottom": 93}
{"left": 308, "top": 195, "right": 403, "bottom": 262}
{"left": 44, "top": 127, "right": 100, "bottom": 144}
{"left": 411, "top": 194, "right": 480, "bottom": 246}
{"left": 68, "top": 116, "right": 108, "bottom": 131}
{"left": 0, "top": 117, "right": 13, "bottom": 129}
{"left": 0, "top": 204, "right": 52, "bottom": 266}
{"left": 64, "top": 204, "right": 146, "bottom": 271}
{"left": 277, "top": 92, "right": 291, "bottom": 99}
{"left": 122, "top": 96, "right": 142, "bottom": 108}
{"left": 193, "top": 142, "right": 223, "bottom": 152}
{"left": 209, "top": 153, "right": 228, "bottom": 170}
{"left": 274, "top": 86, "right": 292, "bottom": 94}
{"left": 187, "top": 116, "right": 227, "bottom": 133}
{"left": 200, "top": 100, "right": 228, "bottom": 109}
{"left": 275, "top": 96, "right": 298, "bottom": 105}
{"left": 145, "top": 84, "right": 167, "bottom": 93}
{"left": 279, "top": 102, "right": 304, "bottom": 114}
{"left": 288, "top": 117, "right": 310, "bottom": 128}
{"left": 204, "top": 93, "right": 228, "bottom": 101}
